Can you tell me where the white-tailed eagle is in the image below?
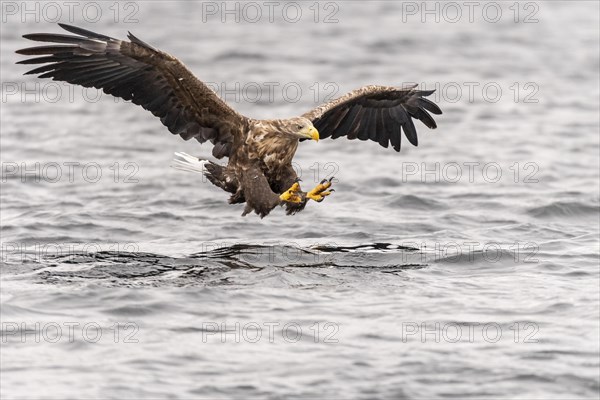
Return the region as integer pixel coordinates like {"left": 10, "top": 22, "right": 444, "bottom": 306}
{"left": 17, "top": 24, "right": 442, "bottom": 217}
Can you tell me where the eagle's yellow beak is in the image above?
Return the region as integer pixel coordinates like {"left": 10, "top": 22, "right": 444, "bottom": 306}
{"left": 307, "top": 126, "right": 319, "bottom": 142}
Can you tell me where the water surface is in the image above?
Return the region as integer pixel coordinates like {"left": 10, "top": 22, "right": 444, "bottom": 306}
{"left": 1, "top": 2, "right": 599, "bottom": 399}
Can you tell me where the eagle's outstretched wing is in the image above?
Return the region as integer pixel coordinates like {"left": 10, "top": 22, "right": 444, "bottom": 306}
{"left": 302, "top": 85, "right": 442, "bottom": 151}
{"left": 16, "top": 23, "right": 245, "bottom": 159}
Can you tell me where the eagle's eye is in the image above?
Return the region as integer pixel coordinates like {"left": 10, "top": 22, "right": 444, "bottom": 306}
{"left": 296, "top": 124, "right": 303, "bottom": 130}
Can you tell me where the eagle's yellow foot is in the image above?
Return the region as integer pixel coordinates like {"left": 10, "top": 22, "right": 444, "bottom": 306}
{"left": 279, "top": 181, "right": 303, "bottom": 203}
{"left": 307, "top": 178, "right": 335, "bottom": 202}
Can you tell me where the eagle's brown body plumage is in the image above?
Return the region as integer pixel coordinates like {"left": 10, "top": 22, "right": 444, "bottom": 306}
{"left": 17, "top": 24, "right": 442, "bottom": 218}
{"left": 206, "top": 118, "right": 306, "bottom": 217}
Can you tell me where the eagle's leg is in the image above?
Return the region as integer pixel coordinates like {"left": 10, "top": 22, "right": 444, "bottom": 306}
{"left": 306, "top": 178, "right": 335, "bottom": 202}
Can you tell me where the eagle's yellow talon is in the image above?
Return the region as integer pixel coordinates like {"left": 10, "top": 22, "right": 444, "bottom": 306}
{"left": 280, "top": 182, "right": 302, "bottom": 203}
{"left": 307, "top": 178, "right": 335, "bottom": 202}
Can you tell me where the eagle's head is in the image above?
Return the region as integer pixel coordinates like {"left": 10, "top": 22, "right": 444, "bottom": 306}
{"left": 279, "top": 117, "right": 319, "bottom": 142}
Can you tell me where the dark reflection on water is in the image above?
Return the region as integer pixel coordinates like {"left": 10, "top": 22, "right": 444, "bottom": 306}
{"left": 4, "top": 243, "right": 427, "bottom": 287}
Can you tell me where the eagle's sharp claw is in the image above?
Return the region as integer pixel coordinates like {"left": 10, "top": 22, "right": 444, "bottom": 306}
{"left": 307, "top": 179, "right": 335, "bottom": 202}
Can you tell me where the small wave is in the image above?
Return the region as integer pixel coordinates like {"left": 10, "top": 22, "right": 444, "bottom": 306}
{"left": 363, "top": 177, "right": 401, "bottom": 187}
{"left": 389, "top": 195, "right": 447, "bottom": 210}
{"left": 213, "top": 51, "right": 268, "bottom": 61}
{"left": 527, "top": 201, "right": 599, "bottom": 218}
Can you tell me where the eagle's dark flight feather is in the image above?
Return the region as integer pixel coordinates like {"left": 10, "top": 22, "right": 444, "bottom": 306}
{"left": 302, "top": 85, "right": 442, "bottom": 151}
{"left": 17, "top": 23, "right": 246, "bottom": 159}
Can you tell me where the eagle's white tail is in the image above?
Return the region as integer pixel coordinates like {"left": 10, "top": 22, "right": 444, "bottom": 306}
{"left": 170, "top": 152, "right": 207, "bottom": 175}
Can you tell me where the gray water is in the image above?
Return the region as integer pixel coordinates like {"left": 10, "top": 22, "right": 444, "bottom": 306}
{"left": 1, "top": 1, "right": 599, "bottom": 399}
